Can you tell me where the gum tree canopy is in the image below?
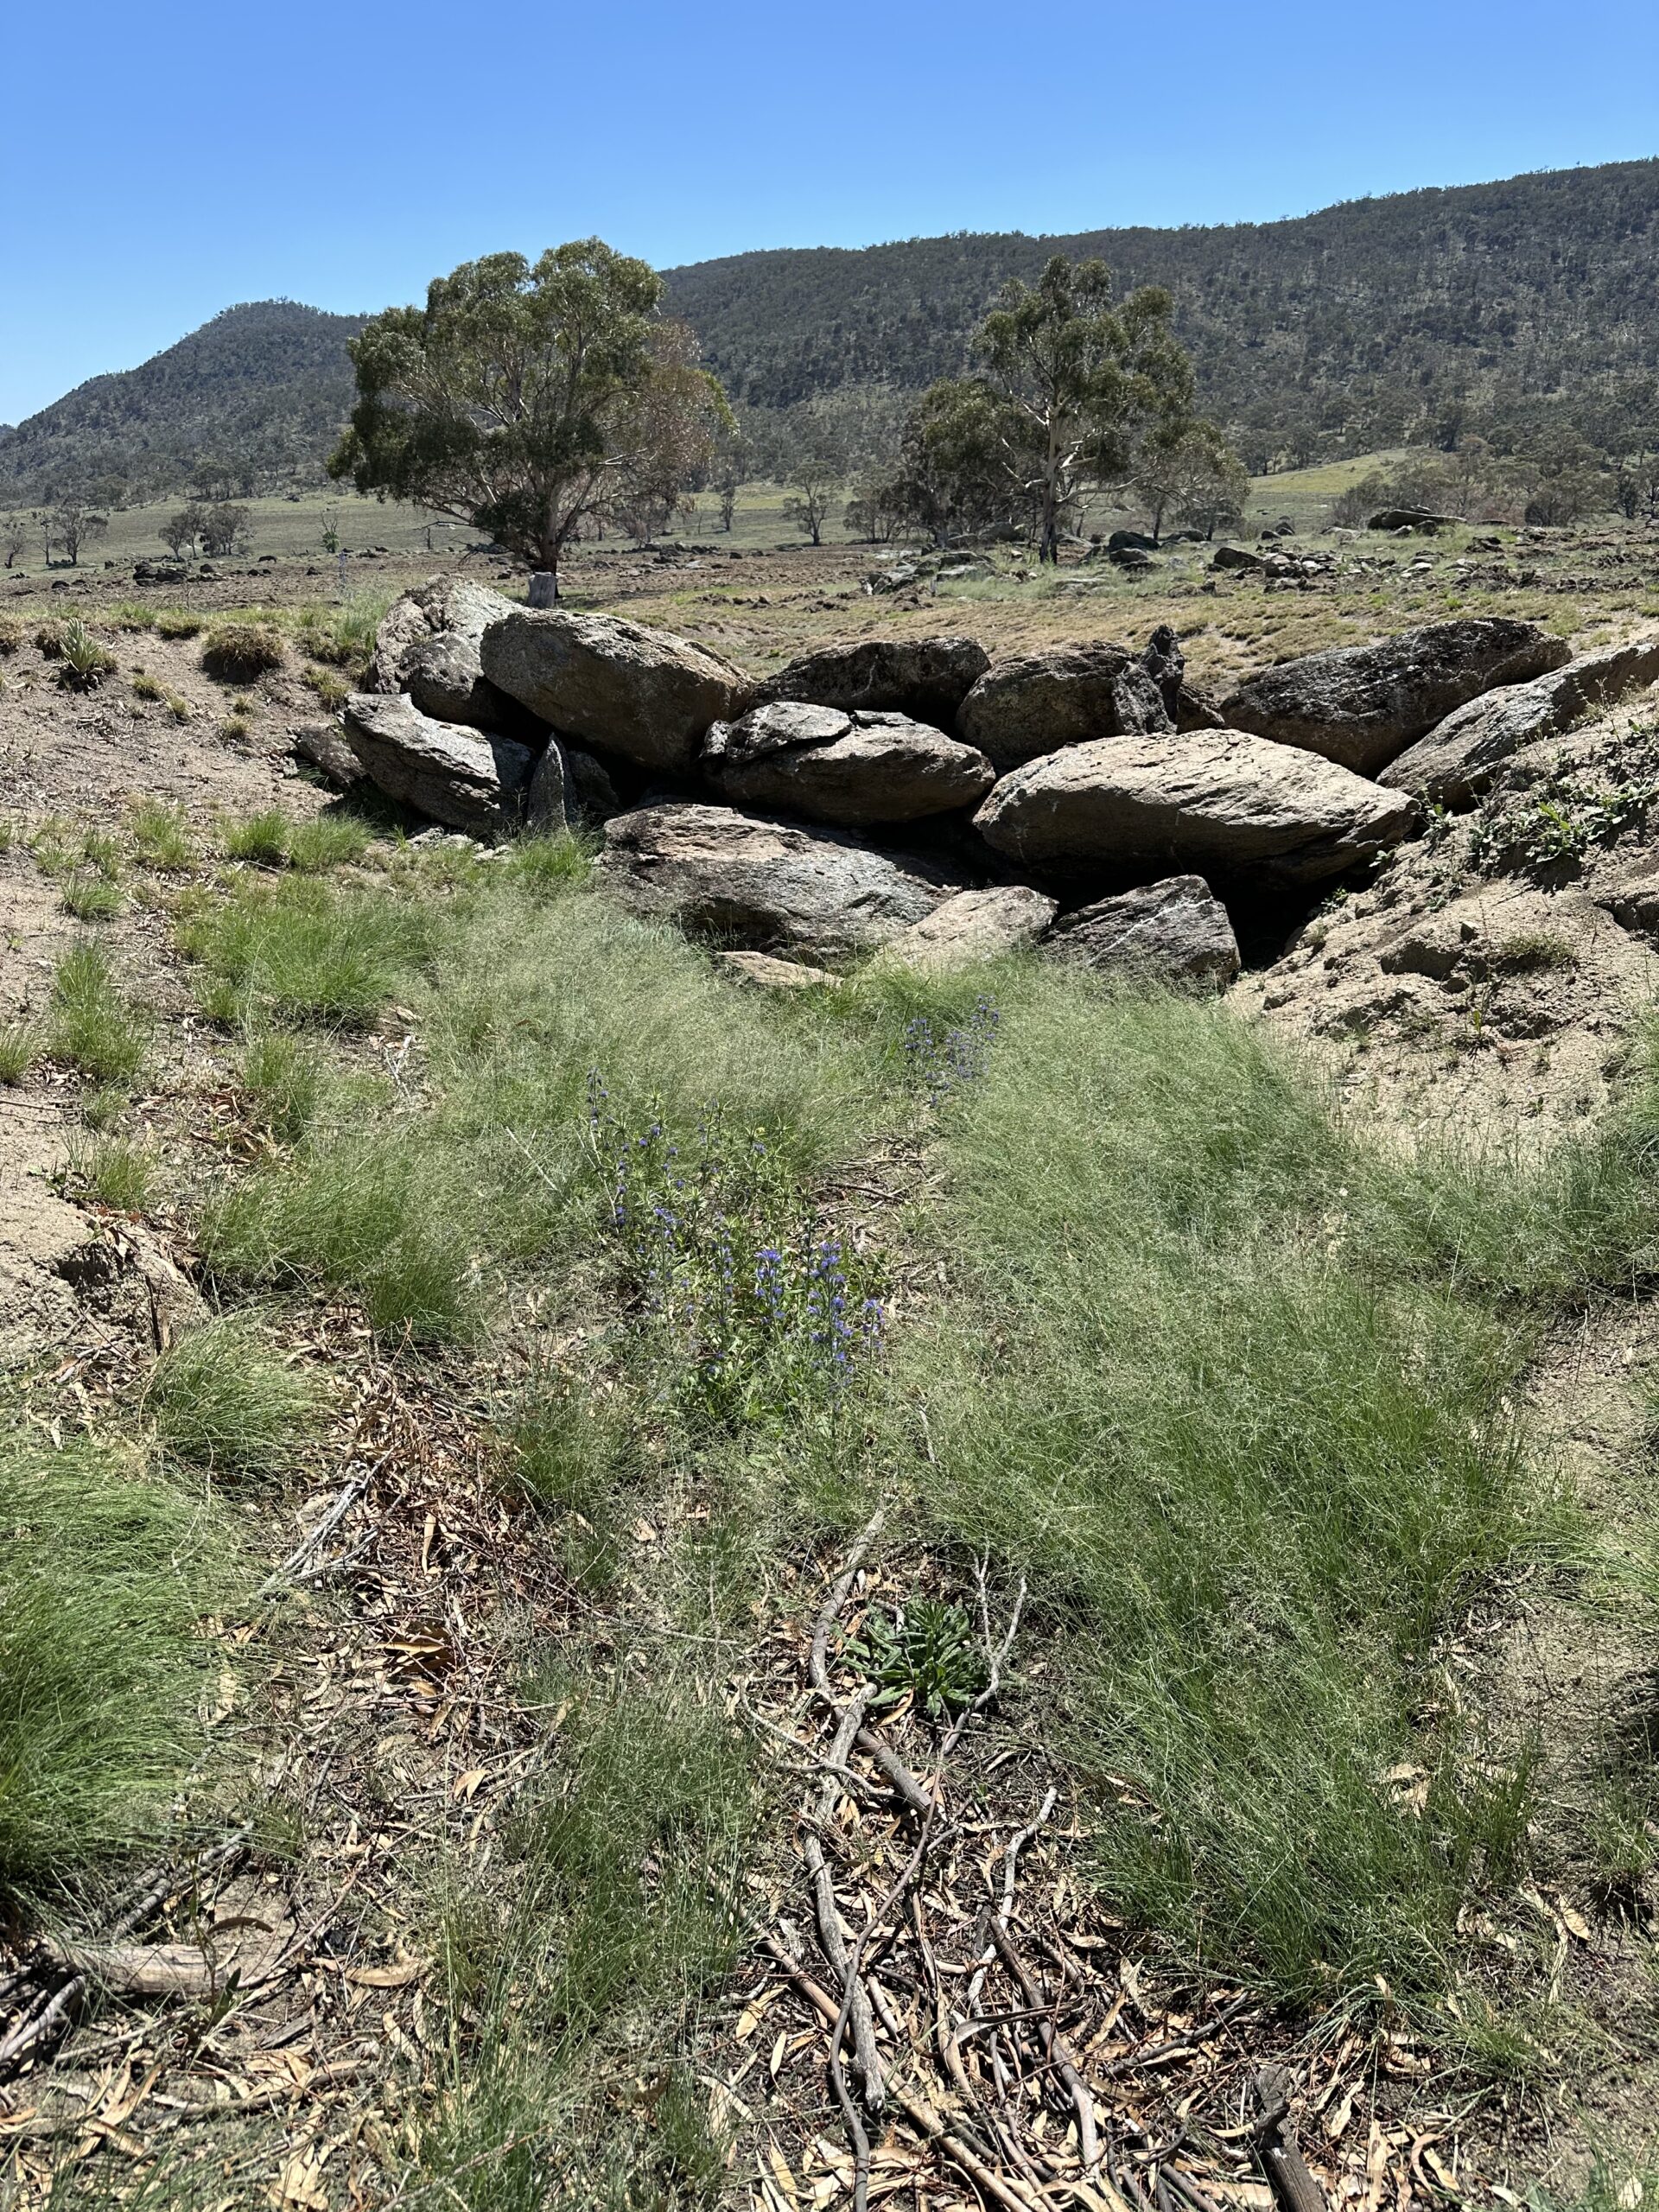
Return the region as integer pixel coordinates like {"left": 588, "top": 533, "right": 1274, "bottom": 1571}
{"left": 330, "top": 239, "right": 728, "bottom": 593}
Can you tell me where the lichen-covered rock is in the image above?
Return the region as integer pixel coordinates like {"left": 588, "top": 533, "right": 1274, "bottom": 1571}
{"left": 370, "top": 575, "right": 517, "bottom": 694}
{"left": 974, "top": 729, "right": 1417, "bottom": 885}
{"left": 1381, "top": 639, "right": 1659, "bottom": 808}
{"left": 594, "top": 802, "right": 959, "bottom": 958}
{"left": 1221, "top": 618, "right": 1570, "bottom": 774}
{"left": 481, "top": 610, "right": 748, "bottom": 773}
{"left": 956, "top": 642, "right": 1172, "bottom": 771}
{"left": 342, "top": 693, "right": 534, "bottom": 840}
{"left": 754, "top": 636, "right": 990, "bottom": 727}
{"left": 1046, "top": 875, "right": 1240, "bottom": 990}
{"left": 706, "top": 702, "right": 995, "bottom": 825}
{"left": 879, "top": 886, "right": 1058, "bottom": 971}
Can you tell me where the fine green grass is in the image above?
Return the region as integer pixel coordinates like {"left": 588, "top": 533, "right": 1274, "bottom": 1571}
{"left": 0, "top": 1021, "right": 39, "bottom": 1084}
{"left": 179, "top": 871, "right": 435, "bottom": 1026}
{"left": 69, "top": 1134, "right": 155, "bottom": 1213}
{"left": 48, "top": 944, "right": 147, "bottom": 1085}
{"left": 225, "top": 807, "right": 372, "bottom": 873}
{"left": 129, "top": 798, "right": 195, "bottom": 873}
{"left": 0, "top": 1424, "right": 238, "bottom": 1887}
{"left": 145, "top": 1318, "right": 318, "bottom": 1479}
{"left": 61, "top": 870, "right": 124, "bottom": 922}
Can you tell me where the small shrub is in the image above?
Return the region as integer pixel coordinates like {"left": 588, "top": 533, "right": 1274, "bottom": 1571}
{"left": 69, "top": 1135, "right": 154, "bottom": 1213}
{"left": 62, "top": 871, "right": 124, "bottom": 921}
{"left": 130, "top": 671, "right": 164, "bottom": 702}
{"left": 226, "top": 810, "right": 290, "bottom": 866}
{"left": 130, "top": 798, "right": 194, "bottom": 873}
{"left": 200, "top": 622, "right": 285, "bottom": 683}
{"left": 49, "top": 944, "right": 147, "bottom": 1084}
{"left": 155, "top": 609, "right": 204, "bottom": 641}
{"left": 145, "top": 1317, "right": 316, "bottom": 1478}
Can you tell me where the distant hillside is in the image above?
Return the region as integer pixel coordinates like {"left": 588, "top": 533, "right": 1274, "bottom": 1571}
{"left": 6, "top": 160, "right": 1659, "bottom": 508}
{"left": 663, "top": 159, "right": 1659, "bottom": 467}
{"left": 0, "top": 302, "right": 365, "bottom": 505}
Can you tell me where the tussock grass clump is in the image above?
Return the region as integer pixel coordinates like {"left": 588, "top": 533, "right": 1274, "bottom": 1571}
{"left": 880, "top": 978, "right": 1563, "bottom": 2004}
{"left": 0, "top": 1022, "right": 39, "bottom": 1084}
{"left": 49, "top": 943, "right": 147, "bottom": 1084}
{"left": 0, "top": 614, "right": 20, "bottom": 655}
{"left": 225, "top": 810, "right": 289, "bottom": 866}
{"left": 295, "top": 593, "right": 391, "bottom": 672}
{"left": 241, "top": 1030, "right": 322, "bottom": 1142}
{"left": 107, "top": 601, "right": 158, "bottom": 632}
{"left": 129, "top": 798, "right": 194, "bottom": 873}
{"left": 225, "top": 808, "right": 372, "bottom": 874}
{"left": 146, "top": 1318, "right": 317, "bottom": 1478}
{"left": 155, "top": 609, "right": 203, "bottom": 641}
{"left": 70, "top": 1134, "right": 155, "bottom": 1213}
{"left": 179, "top": 873, "right": 435, "bottom": 1025}
{"left": 62, "top": 870, "right": 124, "bottom": 921}
{"left": 200, "top": 621, "right": 284, "bottom": 683}
{"left": 415, "top": 1675, "right": 747, "bottom": 2209}
{"left": 0, "top": 1424, "right": 237, "bottom": 1885}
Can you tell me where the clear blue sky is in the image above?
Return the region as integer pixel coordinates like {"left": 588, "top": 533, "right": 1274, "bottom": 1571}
{"left": 3, "top": 0, "right": 1656, "bottom": 426}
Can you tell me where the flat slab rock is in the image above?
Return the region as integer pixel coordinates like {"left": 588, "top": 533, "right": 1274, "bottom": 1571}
{"left": 481, "top": 610, "right": 747, "bottom": 774}
{"left": 1046, "top": 875, "right": 1241, "bottom": 990}
{"left": 706, "top": 700, "right": 995, "bottom": 825}
{"left": 1221, "top": 618, "right": 1570, "bottom": 775}
{"left": 974, "top": 728, "right": 1418, "bottom": 886}
{"left": 715, "top": 951, "right": 842, "bottom": 990}
{"left": 754, "top": 635, "right": 989, "bottom": 726}
{"left": 1381, "top": 639, "right": 1659, "bottom": 808}
{"left": 343, "top": 693, "right": 535, "bottom": 840}
{"left": 879, "top": 886, "right": 1058, "bottom": 972}
{"left": 595, "top": 802, "right": 960, "bottom": 959}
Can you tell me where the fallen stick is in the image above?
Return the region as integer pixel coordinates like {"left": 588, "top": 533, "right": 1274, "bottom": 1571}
{"left": 983, "top": 1916, "right": 1100, "bottom": 2174}
{"left": 1251, "top": 2068, "right": 1328, "bottom": 2212}
{"left": 761, "top": 1937, "right": 1045, "bottom": 2212}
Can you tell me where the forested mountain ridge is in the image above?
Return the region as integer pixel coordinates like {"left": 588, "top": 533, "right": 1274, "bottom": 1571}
{"left": 662, "top": 159, "right": 1659, "bottom": 467}
{"left": 3, "top": 159, "right": 1657, "bottom": 507}
{"left": 0, "top": 302, "right": 365, "bottom": 505}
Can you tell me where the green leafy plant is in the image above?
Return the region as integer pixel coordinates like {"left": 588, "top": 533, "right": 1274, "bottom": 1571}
{"left": 48, "top": 617, "right": 117, "bottom": 692}
{"left": 844, "top": 1597, "right": 989, "bottom": 1719}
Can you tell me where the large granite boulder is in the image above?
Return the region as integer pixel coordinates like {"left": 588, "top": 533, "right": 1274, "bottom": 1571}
{"left": 371, "top": 575, "right": 535, "bottom": 739}
{"left": 974, "top": 729, "right": 1417, "bottom": 887}
{"left": 1381, "top": 639, "right": 1659, "bottom": 809}
{"left": 594, "top": 802, "right": 959, "bottom": 959}
{"left": 370, "top": 575, "right": 516, "bottom": 693}
{"left": 1046, "top": 876, "right": 1241, "bottom": 990}
{"left": 754, "top": 636, "right": 990, "bottom": 727}
{"left": 1220, "top": 618, "right": 1570, "bottom": 775}
{"left": 705, "top": 701, "right": 995, "bottom": 825}
{"left": 480, "top": 610, "right": 748, "bottom": 774}
{"left": 878, "top": 886, "right": 1058, "bottom": 972}
{"left": 957, "top": 642, "right": 1172, "bottom": 771}
{"left": 342, "top": 694, "right": 535, "bottom": 840}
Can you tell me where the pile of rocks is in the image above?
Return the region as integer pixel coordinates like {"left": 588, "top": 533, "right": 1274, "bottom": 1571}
{"left": 324, "top": 579, "right": 1658, "bottom": 992}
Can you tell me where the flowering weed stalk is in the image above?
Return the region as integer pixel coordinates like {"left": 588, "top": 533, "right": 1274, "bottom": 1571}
{"left": 588, "top": 1074, "right": 883, "bottom": 1424}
